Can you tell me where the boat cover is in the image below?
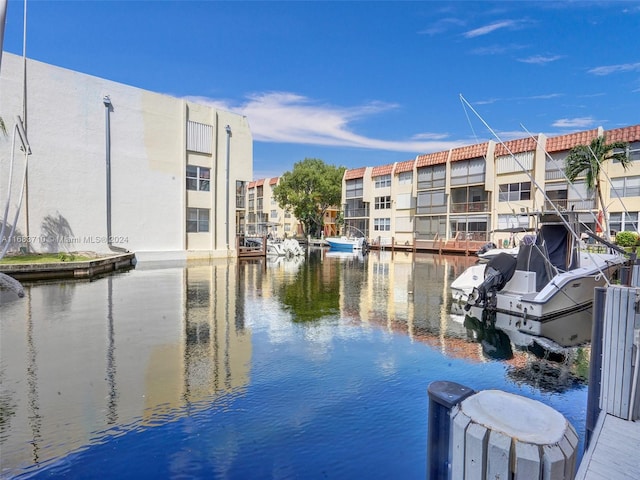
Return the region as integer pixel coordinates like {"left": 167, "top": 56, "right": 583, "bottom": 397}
{"left": 514, "top": 223, "right": 573, "bottom": 292}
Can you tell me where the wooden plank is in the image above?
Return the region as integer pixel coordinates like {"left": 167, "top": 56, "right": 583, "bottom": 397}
{"left": 576, "top": 413, "right": 640, "bottom": 480}
{"left": 600, "top": 287, "right": 615, "bottom": 412}
{"left": 465, "top": 422, "right": 488, "bottom": 480}
{"left": 542, "top": 443, "right": 565, "bottom": 479}
{"left": 451, "top": 410, "right": 471, "bottom": 480}
{"left": 514, "top": 441, "right": 541, "bottom": 480}
{"left": 486, "top": 430, "right": 511, "bottom": 480}
{"left": 558, "top": 424, "right": 578, "bottom": 478}
{"left": 601, "top": 287, "right": 637, "bottom": 418}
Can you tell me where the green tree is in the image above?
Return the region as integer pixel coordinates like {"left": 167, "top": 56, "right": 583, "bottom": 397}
{"left": 564, "top": 135, "right": 630, "bottom": 238}
{"left": 273, "top": 158, "right": 345, "bottom": 238}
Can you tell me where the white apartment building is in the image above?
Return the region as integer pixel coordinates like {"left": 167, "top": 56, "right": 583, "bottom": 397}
{"left": 343, "top": 125, "right": 640, "bottom": 249}
{"left": 0, "top": 53, "right": 253, "bottom": 260}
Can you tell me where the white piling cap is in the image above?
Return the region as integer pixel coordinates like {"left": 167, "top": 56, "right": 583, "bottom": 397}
{"left": 459, "top": 389, "right": 568, "bottom": 444}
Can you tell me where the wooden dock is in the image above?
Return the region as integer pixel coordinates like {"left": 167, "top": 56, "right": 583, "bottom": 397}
{"left": 575, "top": 413, "right": 640, "bottom": 479}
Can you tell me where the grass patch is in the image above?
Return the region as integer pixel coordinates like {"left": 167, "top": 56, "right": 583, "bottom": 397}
{"left": 0, "top": 253, "right": 93, "bottom": 265}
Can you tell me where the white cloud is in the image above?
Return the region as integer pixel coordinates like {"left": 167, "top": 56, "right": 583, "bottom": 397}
{"left": 552, "top": 117, "right": 596, "bottom": 128}
{"left": 588, "top": 62, "right": 640, "bottom": 76}
{"left": 518, "top": 54, "right": 564, "bottom": 65}
{"left": 419, "top": 17, "right": 466, "bottom": 36}
{"left": 463, "top": 20, "right": 517, "bottom": 38}
{"left": 185, "top": 92, "right": 465, "bottom": 154}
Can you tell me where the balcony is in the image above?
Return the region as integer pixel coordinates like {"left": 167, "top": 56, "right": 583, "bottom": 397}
{"left": 344, "top": 208, "right": 369, "bottom": 218}
{"left": 543, "top": 199, "right": 596, "bottom": 211}
{"left": 545, "top": 169, "right": 566, "bottom": 181}
{"left": 450, "top": 201, "right": 489, "bottom": 213}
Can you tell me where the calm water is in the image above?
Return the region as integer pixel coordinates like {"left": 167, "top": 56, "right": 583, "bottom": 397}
{"left": 0, "top": 250, "right": 589, "bottom": 479}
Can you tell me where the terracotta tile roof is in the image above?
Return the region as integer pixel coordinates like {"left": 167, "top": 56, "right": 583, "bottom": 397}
{"left": 451, "top": 142, "right": 489, "bottom": 162}
{"left": 371, "top": 164, "right": 393, "bottom": 177}
{"left": 416, "top": 150, "right": 448, "bottom": 168}
{"left": 606, "top": 124, "right": 640, "bottom": 143}
{"left": 494, "top": 137, "right": 538, "bottom": 157}
{"left": 255, "top": 178, "right": 265, "bottom": 186}
{"left": 546, "top": 129, "right": 599, "bottom": 153}
{"left": 344, "top": 167, "right": 367, "bottom": 180}
{"left": 248, "top": 181, "right": 256, "bottom": 188}
{"left": 394, "top": 159, "right": 415, "bottom": 173}
{"left": 269, "top": 177, "right": 278, "bottom": 186}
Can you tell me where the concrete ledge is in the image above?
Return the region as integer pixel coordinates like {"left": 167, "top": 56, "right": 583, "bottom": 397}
{"left": 0, "top": 252, "right": 136, "bottom": 281}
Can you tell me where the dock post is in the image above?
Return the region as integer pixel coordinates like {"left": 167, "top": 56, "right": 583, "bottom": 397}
{"left": 450, "top": 390, "right": 578, "bottom": 480}
{"left": 426, "top": 381, "right": 474, "bottom": 480}
{"left": 600, "top": 286, "right": 640, "bottom": 420}
{"left": 585, "top": 286, "right": 606, "bottom": 449}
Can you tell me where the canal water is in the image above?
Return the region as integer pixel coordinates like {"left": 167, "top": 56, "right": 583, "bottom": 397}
{"left": 0, "top": 250, "right": 589, "bottom": 479}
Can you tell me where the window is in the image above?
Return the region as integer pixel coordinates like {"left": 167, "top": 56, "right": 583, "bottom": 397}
{"left": 375, "top": 196, "right": 391, "bottom": 209}
{"left": 610, "top": 212, "right": 639, "bottom": 233}
{"left": 374, "top": 218, "right": 391, "bottom": 231}
{"left": 415, "top": 215, "right": 446, "bottom": 238}
{"left": 498, "top": 182, "right": 531, "bottom": 202}
{"left": 417, "top": 165, "right": 445, "bottom": 190}
{"left": 416, "top": 190, "right": 446, "bottom": 214}
{"left": 236, "top": 181, "right": 246, "bottom": 208}
{"left": 346, "top": 178, "right": 363, "bottom": 198}
{"left": 270, "top": 210, "right": 277, "bottom": 219}
{"left": 611, "top": 176, "right": 640, "bottom": 197}
{"left": 186, "top": 121, "right": 213, "bottom": 154}
{"left": 398, "top": 171, "right": 413, "bottom": 185}
{"left": 450, "top": 158, "right": 485, "bottom": 186}
{"left": 187, "top": 208, "right": 210, "bottom": 232}
{"left": 344, "top": 198, "right": 368, "bottom": 217}
{"left": 285, "top": 211, "right": 291, "bottom": 218}
{"left": 375, "top": 174, "right": 391, "bottom": 188}
{"left": 186, "top": 166, "right": 211, "bottom": 191}
{"left": 614, "top": 142, "right": 640, "bottom": 163}
{"left": 496, "top": 151, "right": 534, "bottom": 174}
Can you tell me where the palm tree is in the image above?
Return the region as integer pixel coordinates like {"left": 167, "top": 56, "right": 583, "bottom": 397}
{"left": 564, "top": 135, "right": 630, "bottom": 239}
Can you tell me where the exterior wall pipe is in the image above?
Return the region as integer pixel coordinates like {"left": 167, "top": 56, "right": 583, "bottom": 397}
{"left": 0, "top": 0, "right": 7, "bottom": 71}
{"left": 585, "top": 286, "right": 606, "bottom": 449}
{"left": 225, "top": 125, "right": 231, "bottom": 250}
{"left": 103, "top": 96, "right": 127, "bottom": 254}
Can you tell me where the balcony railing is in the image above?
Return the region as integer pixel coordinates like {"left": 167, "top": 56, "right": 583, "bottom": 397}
{"left": 545, "top": 169, "right": 566, "bottom": 181}
{"left": 344, "top": 208, "right": 369, "bottom": 218}
{"left": 450, "top": 201, "right": 489, "bottom": 213}
{"left": 543, "top": 199, "right": 596, "bottom": 211}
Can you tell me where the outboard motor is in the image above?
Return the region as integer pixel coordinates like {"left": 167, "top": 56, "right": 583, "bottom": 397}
{"left": 465, "top": 253, "right": 517, "bottom": 310}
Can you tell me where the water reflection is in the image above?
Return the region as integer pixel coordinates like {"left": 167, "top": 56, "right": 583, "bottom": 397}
{"left": 0, "top": 252, "right": 589, "bottom": 477}
{"left": 0, "top": 265, "right": 251, "bottom": 475}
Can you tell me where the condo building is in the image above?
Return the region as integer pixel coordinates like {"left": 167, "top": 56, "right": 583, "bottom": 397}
{"left": 245, "top": 176, "right": 339, "bottom": 239}
{"left": 342, "top": 125, "right": 640, "bottom": 249}
{"left": 0, "top": 53, "right": 253, "bottom": 260}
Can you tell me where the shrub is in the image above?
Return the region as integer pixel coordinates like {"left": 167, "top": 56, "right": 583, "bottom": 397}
{"left": 614, "top": 231, "right": 639, "bottom": 248}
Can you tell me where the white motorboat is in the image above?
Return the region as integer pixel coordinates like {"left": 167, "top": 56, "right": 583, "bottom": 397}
{"left": 450, "top": 263, "right": 487, "bottom": 306}
{"left": 464, "top": 213, "right": 629, "bottom": 347}
{"left": 267, "top": 238, "right": 305, "bottom": 257}
{"left": 325, "top": 236, "right": 367, "bottom": 252}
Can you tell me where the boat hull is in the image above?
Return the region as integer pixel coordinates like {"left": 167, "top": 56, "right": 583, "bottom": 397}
{"left": 326, "top": 237, "right": 364, "bottom": 252}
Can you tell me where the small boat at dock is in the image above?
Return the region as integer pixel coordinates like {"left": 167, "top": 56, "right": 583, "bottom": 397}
{"left": 325, "top": 236, "right": 367, "bottom": 252}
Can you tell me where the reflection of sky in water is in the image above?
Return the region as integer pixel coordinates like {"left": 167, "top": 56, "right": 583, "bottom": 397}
{"left": 0, "top": 252, "right": 589, "bottom": 479}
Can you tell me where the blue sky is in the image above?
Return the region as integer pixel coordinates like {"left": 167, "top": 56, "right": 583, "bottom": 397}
{"left": 3, "top": 1, "right": 639, "bottom": 179}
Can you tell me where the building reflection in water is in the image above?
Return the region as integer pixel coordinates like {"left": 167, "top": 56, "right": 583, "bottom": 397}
{"left": 0, "top": 263, "right": 251, "bottom": 474}
{"left": 0, "top": 252, "right": 589, "bottom": 476}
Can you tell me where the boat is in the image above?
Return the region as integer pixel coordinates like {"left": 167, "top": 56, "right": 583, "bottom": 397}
{"left": 325, "top": 236, "right": 367, "bottom": 252}
{"left": 267, "top": 238, "right": 305, "bottom": 257}
{"left": 464, "top": 212, "right": 629, "bottom": 347}
{"left": 450, "top": 234, "right": 529, "bottom": 305}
